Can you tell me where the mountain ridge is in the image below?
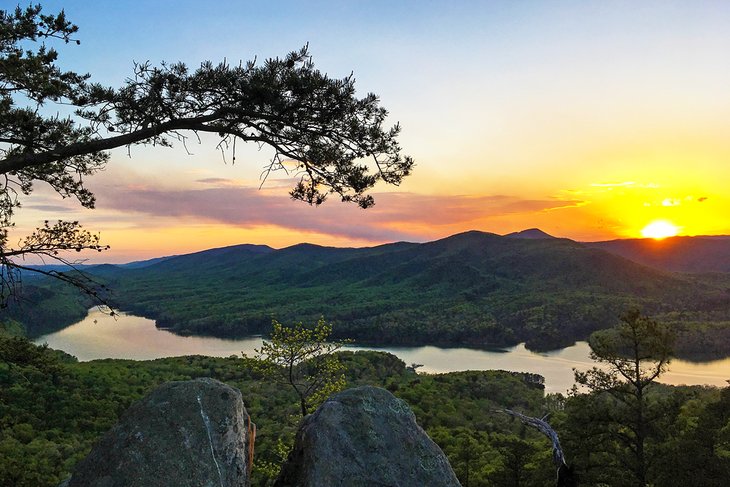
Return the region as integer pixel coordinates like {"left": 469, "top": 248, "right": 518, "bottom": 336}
{"left": 504, "top": 228, "right": 556, "bottom": 239}
{"left": 90, "top": 230, "right": 727, "bottom": 354}
{"left": 7, "top": 229, "right": 730, "bottom": 358}
{"left": 587, "top": 235, "right": 730, "bottom": 273}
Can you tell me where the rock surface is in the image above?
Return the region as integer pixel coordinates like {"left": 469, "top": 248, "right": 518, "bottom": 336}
{"left": 66, "top": 378, "right": 253, "bottom": 487}
{"left": 275, "top": 385, "right": 461, "bottom": 487}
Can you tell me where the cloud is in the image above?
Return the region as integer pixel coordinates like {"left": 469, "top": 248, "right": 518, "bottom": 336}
{"left": 591, "top": 181, "right": 636, "bottom": 187}
{"left": 195, "top": 177, "right": 236, "bottom": 185}
{"left": 662, "top": 198, "right": 681, "bottom": 207}
{"left": 541, "top": 200, "right": 589, "bottom": 211}
{"left": 98, "top": 185, "right": 413, "bottom": 241}
{"left": 94, "top": 182, "right": 586, "bottom": 243}
{"left": 23, "top": 204, "right": 79, "bottom": 213}
{"left": 20, "top": 190, "right": 85, "bottom": 215}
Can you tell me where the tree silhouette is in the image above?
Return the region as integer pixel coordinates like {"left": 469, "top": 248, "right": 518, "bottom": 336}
{"left": 0, "top": 5, "right": 413, "bottom": 304}
{"left": 574, "top": 309, "right": 674, "bottom": 486}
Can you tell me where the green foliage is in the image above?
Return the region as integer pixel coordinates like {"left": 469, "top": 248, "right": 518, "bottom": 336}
{"left": 0, "top": 335, "right": 59, "bottom": 373}
{"left": 3, "top": 327, "right": 730, "bottom": 486}
{"left": 8, "top": 232, "right": 730, "bottom": 357}
{"left": 0, "top": 4, "right": 412, "bottom": 305}
{"left": 253, "top": 318, "right": 350, "bottom": 417}
{"left": 39, "top": 230, "right": 726, "bottom": 357}
{"left": 0, "top": 318, "right": 23, "bottom": 336}
{"left": 560, "top": 384, "right": 730, "bottom": 487}
{"left": 0, "top": 277, "right": 94, "bottom": 337}
{"left": 0, "top": 4, "right": 97, "bottom": 225}
{"left": 577, "top": 309, "right": 674, "bottom": 392}
{"left": 254, "top": 434, "right": 296, "bottom": 482}
{"left": 572, "top": 310, "right": 676, "bottom": 486}
{"left": 649, "top": 386, "right": 730, "bottom": 486}
{"left": 0, "top": 338, "right": 553, "bottom": 487}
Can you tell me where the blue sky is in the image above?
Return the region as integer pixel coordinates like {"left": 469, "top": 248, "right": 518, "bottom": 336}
{"left": 15, "top": 1, "right": 730, "bottom": 261}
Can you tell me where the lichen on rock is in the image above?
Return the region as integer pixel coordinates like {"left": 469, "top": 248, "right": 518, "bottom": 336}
{"left": 64, "top": 378, "right": 253, "bottom": 487}
{"left": 275, "top": 385, "right": 461, "bottom": 487}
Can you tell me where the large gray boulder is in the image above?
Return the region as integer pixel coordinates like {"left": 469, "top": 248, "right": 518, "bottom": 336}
{"left": 66, "top": 378, "right": 253, "bottom": 487}
{"left": 275, "top": 386, "right": 461, "bottom": 487}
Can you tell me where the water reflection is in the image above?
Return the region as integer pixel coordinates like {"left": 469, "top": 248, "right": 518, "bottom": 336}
{"left": 36, "top": 309, "right": 730, "bottom": 393}
{"left": 35, "top": 308, "right": 264, "bottom": 360}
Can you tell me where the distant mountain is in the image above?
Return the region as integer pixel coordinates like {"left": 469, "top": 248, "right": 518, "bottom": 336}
{"left": 9, "top": 230, "right": 730, "bottom": 357}
{"left": 587, "top": 236, "right": 730, "bottom": 273}
{"left": 20, "top": 254, "right": 173, "bottom": 275}
{"left": 120, "top": 256, "right": 176, "bottom": 269}
{"left": 77, "top": 230, "right": 727, "bottom": 353}
{"left": 504, "top": 228, "right": 556, "bottom": 239}
{"left": 22, "top": 263, "right": 90, "bottom": 276}
{"left": 148, "top": 243, "right": 274, "bottom": 273}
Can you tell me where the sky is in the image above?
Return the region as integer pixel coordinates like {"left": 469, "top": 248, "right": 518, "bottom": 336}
{"left": 13, "top": 0, "right": 730, "bottom": 262}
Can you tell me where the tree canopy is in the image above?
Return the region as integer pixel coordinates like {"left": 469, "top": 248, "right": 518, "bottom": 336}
{"left": 0, "top": 4, "right": 413, "bottom": 303}
{"left": 253, "top": 318, "right": 350, "bottom": 417}
{"left": 573, "top": 309, "right": 675, "bottom": 486}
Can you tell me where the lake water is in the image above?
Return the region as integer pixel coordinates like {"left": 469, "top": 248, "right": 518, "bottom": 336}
{"left": 35, "top": 308, "right": 730, "bottom": 393}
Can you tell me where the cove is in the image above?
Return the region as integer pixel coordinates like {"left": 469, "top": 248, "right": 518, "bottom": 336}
{"left": 35, "top": 308, "right": 730, "bottom": 393}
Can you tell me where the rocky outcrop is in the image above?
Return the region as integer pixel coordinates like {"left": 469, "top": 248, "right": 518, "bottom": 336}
{"left": 275, "top": 385, "right": 461, "bottom": 487}
{"left": 62, "top": 381, "right": 460, "bottom": 487}
{"left": 65, "top": 378, "right": 254, "bottom": 487}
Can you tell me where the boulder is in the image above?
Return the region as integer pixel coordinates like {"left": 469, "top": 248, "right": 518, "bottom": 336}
{"left": 66, "top": 378, "right": 253, "bottom": 487}
{"left": 275, "top": 385, "right": 461, "bottom": 487}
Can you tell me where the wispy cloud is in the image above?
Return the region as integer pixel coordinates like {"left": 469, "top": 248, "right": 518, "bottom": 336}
{"left": 541, "top": 200, "right": 590, "bottom": 212}
{"left": 195, "top": 177, "right": 237, "bottom": 185}
{"left": 23, "top": 204, "right": 79, "bottom": 213}
{"left": 94, "top": 181, "right": 585, "bottom": 243}
{"left": 591, "top": 181, "right": 636, "bottom": 187}
{"left": 662, "top": 198, "right": 681, "bottom": 207}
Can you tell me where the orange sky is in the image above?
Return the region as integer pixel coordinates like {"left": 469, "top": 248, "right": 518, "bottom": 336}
{"left": 13, "top": 1, "right": 730, "bottom": 263}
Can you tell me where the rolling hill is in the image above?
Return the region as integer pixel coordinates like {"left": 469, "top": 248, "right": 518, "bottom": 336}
{"left": 587, "top": 235, "right": 730, "bottom": 273}
{"left": 81, "top": 231, "right": 727, "bottom": 352}
{"left": 6, "top": 230, "right": 730, "bottom": 356}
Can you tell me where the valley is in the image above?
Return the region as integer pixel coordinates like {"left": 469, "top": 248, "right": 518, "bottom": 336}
{"left": 6, "top": 230, "right": 730, "bottom": 360}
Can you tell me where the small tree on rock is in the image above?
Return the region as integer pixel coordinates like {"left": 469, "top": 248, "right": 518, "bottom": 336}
{"left": 253, "top": 318, "right": 350, "bottom": 417}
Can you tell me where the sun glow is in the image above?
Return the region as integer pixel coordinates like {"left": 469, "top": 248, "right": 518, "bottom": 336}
{"left": 641, "top": 220, "right": 679, "bottom": 240}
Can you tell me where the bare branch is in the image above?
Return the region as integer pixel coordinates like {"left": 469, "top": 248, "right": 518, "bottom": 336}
{"left": 499, "top": 409, "right": 577, "bottom": 487}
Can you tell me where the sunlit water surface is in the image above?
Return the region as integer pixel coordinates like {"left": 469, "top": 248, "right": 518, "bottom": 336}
{"left": 35, "top": 309, "right": 730, "bottom": 393}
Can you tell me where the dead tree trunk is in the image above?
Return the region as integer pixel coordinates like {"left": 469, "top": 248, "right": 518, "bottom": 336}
{"left": 499, "top": 409, "right": 578, "bottom": 487}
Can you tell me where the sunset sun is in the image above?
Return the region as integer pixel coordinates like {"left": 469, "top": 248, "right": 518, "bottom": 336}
{"left": 641, "top": 220, "right": 679, "bottom": 240}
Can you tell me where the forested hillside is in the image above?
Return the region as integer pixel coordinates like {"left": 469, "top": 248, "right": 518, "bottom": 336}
{"left": 98, "top": 231, "right": 730, "bottom": 352}
{"left": 588, "top": 235, "right": 730, "bottom": 273}
{"left": 5, "top": 231, "right": 730, "bottom": 355}
{"left": 1, "top": 336, "right": 728, "bottom": 487}
{"left": 0, "top": 279, "right": 95, "bottom": 337}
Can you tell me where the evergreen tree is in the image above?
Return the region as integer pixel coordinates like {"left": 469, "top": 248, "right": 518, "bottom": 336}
{"left": 0, "top": 4, "right": 412, "bottom": 302}
{"left": 573, "top": 309, "right": 674, "bottom": 486}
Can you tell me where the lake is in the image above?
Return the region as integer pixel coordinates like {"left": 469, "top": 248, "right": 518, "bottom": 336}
{"left": 35, "top": 308, "right": 730, "bottom": 393}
